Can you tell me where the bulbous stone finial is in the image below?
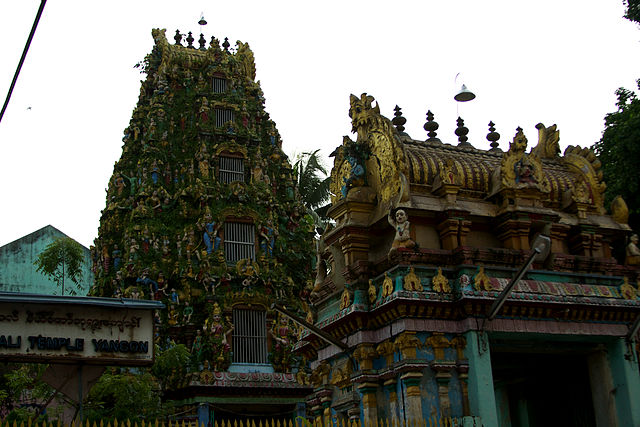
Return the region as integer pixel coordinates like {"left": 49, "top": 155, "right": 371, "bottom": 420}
{"left": 424, "top": 110, "right": 441, "bottom": 144}
{"left": 186, "top": 32, "right": 195, "bottom": 49}
{"left": 174, "top": 30, "right": 183, "bottom": 46}
{"left": 392, "top": 105, "right": 407, "bottom": 133}
{"left": 487, "top": 121, "right": 501, "bottom": 152}
{"left": 222, "top": 37, "right": 230, "bottom": 51}
{"left": 198, "top": 33, "right": 206, "bottom": 50}
{"left": 455, "top": 117, "right": 473, "bottom": 148}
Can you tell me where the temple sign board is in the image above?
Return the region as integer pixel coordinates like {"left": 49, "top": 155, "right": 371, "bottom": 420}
{"left": 0, "top": 293, "right": 162, "bottom": 366}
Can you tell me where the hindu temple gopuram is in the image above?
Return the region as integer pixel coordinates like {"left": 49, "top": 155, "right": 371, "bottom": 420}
{"left": 298, "top": 94, "right": 640, "bottom": 426}
{"left": 91, "top": 28, "right": 315, "bottom": 421}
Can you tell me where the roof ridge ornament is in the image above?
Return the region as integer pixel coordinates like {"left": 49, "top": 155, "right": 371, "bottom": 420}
{"left": 392, "top": 105, "right": 407, "bottom": 134}
{"left": 487, "top": 121, "right": 501, "bottom": 152}
{"left": 455, "top": 117, "right": 473, "bottom": 148}
{"left": 424, "top": 110, "right": 441, "bottom": 144}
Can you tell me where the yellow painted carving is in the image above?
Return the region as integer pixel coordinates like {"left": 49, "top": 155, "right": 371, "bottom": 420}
{"left": 368, "top": 279, "right": 378, "bottom": 303}
{"left": 432, "top": 267, "right": 451, "bottom": 293}
{"left": 611, "top": 195, "right": 629, "bottom": 224}
{"left": 353, "top": 344, "right": 377, "bottom": 370}
{"left": 473, "top": 266, "right": 492, "bottom": 291}
{"left": 376, "top": 340, "right": 395, "bottom": 366}
{"left": 621, "top": 277, "right": 637, "bottom": 300}
{"left": 339, "top": 288, "right": 351, "bottom": 310}
{"left": 497, "top": 128, "right": 549, "bottom": 193}
{"left": 563, "top": 145, "right": 607, "bottom": 212}
{"left": 330, "top": 358, "right": 353, "bottom": 388}
{"left": 347, "top": 93, "right": 409, "bottom": 205}
{"left": 531, "top": 123, "right": 560, "bottom": 159}
{"left": 425, "top": 332, "right": 451, "bottom": 361}
{"left": 404, "top": 267, "right": 423, "bottom": 292}
{"left": 394, "top": 331, "right": 421, "bottom": 359}
{"left": 382, "top": 273, "right": 394, "bottom": 297}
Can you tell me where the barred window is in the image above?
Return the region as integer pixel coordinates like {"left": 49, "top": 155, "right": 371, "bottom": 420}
{"left": 232, "top": 309, "right": 268, "bottom": 364}
{"left": 219, "top": 156, "right": 245, "bottom": 183}
{"left": 215, "top": 108, "right": 234, "bottom": 127}
{"left": 224, "top": 222, "right": 255, "bottom": 263}
{"left": 212, "top": 77, "right": 227, "bottom": 93}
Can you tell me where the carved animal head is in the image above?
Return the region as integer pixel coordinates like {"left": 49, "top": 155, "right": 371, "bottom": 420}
{"left": 349, "top": 93, "right": 380, "bottom": 133}
{"left": 509, "top": 127, "right": 528, "bottom": 154}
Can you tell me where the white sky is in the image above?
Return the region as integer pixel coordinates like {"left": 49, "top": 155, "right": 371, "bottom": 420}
{"left": 1, "top": 1, "right": 639, "bottom": 249}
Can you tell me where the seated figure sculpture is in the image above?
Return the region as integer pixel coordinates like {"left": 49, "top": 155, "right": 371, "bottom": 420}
{"left": 626, "top": 234, "right": 640, "bottom": 266}
{"left": 388, "top": 208, "right": 416, "bottom": 256}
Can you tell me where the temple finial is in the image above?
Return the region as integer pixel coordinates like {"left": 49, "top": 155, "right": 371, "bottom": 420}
{"left": 487, "top": 121, "right": 501, "bottom": 152}
{"left": 455, "top": 117, "right": 473, "bottom": 148}
{"left": 424, "top": 110, "right": 441, "bottom": 144}
{"left": 174, "top": 30, "right": 182, "bottom": 46}
{"left": 392, "top": 105, "right": 407, "bottom": 133}
{"left": 186, "top": 31, "right": 195, "bottom": 49}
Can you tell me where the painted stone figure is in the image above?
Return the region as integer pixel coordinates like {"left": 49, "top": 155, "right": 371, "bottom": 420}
{"left": 388, "top": 208, "right": 416, "bottom": 255}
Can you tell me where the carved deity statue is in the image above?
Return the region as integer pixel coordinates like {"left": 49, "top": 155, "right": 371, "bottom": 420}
{"left": 626, "top": 234, "right": 640, "bottom": 266}
{"left": 388, "top": 208, "right": 416, "bottom": 256}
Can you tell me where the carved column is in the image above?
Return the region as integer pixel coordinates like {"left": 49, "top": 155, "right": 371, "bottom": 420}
{"left": 316, "top": 389, "right": 333, "bottom": 427}
{"left": 437, "top": 212, "right": 471, "bottom": 250}
{"left": 377, "top": 340, "right": 395, "bottom": 369}
{"left": 495, "top": 217, "right": 531, "bottom": 250}
{"left": 451, "top": 335, "right": 470, "bottom": 416}
{"left": 550, "top": 223, "right": 570, "bottom": 254}
{"left": 353, "top": 343, "right": 377, "bottom": 372}
{"left": 394, "top": 331, "right": 421, "bottom": 361}
{"left": 358, "top": 382, "right": 378, "bottom": 425}
{"left": 400, "top": 371, "right": 424, "bottom": 423}
{"left": 427, "top": 333, "right": 454, "bottom": 417}
{"left": 384, "top": 379, "right": 400, "bottom": 426}
{"left": 570, "top": 226, "right": 603, "bottom": 257}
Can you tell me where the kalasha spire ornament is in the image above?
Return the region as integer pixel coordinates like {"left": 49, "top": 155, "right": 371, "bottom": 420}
{"left": 392, "top": 105, "right": 407, "bottom": 134}
{"left": 487, "top": 121, "right": 501, "bottom": 152}
{"left": 455, "top": 117, "right": 473, "bottom": 148}
{"left": 423, "top": 110, "right": 441, "bottom": 144}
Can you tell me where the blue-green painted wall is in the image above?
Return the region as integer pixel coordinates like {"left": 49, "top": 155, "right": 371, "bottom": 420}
{"left": 0, "top": 225, "right": 92, "bottom": 295}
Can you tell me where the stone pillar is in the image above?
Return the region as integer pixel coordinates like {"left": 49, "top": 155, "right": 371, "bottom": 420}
{"left": 452, "top": 335, "right": 470, "bottom": 416}
{"left": 587, "top": 350, "right": 617, "bottom": 427}
{"left": 463, "top": 330, "right": 498, "bottom": 426}
{"left": 437, "top": 214, "right": 471, "bottom": 250}
{"left": 197, "top": 402, "right": 210, "bottom": 427}
{"left": 608, "top": 338, "right": 640, "bottom": 426}
{"left": 384, "top": 379, "right": 400, "bottom": 426}
{"left": 432, "top": 367, "right": 454, "bottom": 417}
{"left": 358, "top": 383, "right": 379, "bottom": 426}
{"left": 495, "top": 217, "right": 531, "bottom": 250}
{"left": 400, "top": 371, "right": 424, "bottom": 423}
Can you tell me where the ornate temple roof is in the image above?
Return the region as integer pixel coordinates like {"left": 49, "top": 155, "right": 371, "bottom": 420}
{"left": 329, "top": 93, "right": 627, "bottom": 229}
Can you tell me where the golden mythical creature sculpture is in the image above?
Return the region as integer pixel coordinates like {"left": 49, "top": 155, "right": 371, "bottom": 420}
{"left": 493, "top": 127, "right": 549, "bottom": 194}
{"left": 330, "top": 93, "right": 409, "bottom": 205}
{"left": 531, "top": 123, "right": 560, "bottom": 159}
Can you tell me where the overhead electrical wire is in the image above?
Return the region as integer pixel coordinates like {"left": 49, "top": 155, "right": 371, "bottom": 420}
{"left": 0, "top": 0, "right": 47, "bottom": 125}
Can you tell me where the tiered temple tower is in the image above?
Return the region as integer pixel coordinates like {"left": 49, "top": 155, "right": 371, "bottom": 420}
{"left": 299, "top": 94, "right": 640, "bottom": 426}
{"left": 91, "top": 28, "right": 314, "bottom": 421}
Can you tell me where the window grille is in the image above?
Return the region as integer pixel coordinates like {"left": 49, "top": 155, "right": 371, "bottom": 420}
{"left": 232, "top": 309, "right": 268, "bottom": 364}
{"left": 224, "top": 222, "right": 255, "bottom": 263}
{"left": 212, "top": 77, "right": 227, "bottom": 93}
{"left": 215, "top": 108, "right": 234, "bottom": 127}
{"left": 219, "top": 156, "right": 245, "bottom": 183}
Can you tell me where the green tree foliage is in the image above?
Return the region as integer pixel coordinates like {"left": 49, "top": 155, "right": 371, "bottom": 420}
{"left": 624, "top": 0, "right": 640, "bottom": 24}
{"left": 293, "top": 150, "right": 331, "bottom": 224}
{"left": 150, "top": 344, "right": 191, "bottom": 392}
{"left": 0, "top": 364, "right": 58, "bottom": 423}
{"left": 34, "top": 237, "right": 85, "bottom": 295}
{"left": 84, "top": 368, "right": 162, "bottom": 422}
{"left": 594, "top": 80, "right": 640, "bottom": 230}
